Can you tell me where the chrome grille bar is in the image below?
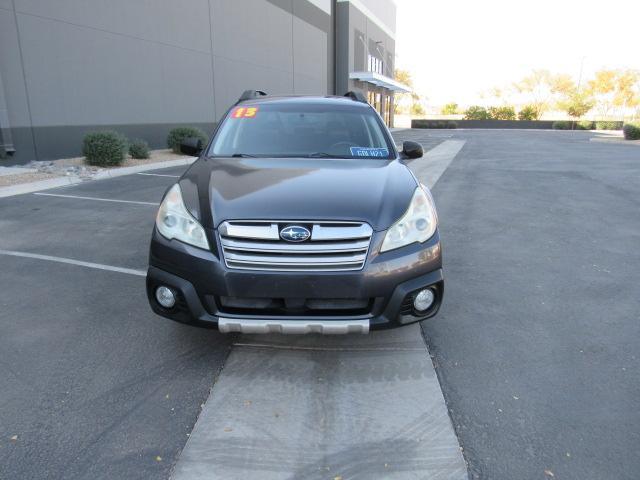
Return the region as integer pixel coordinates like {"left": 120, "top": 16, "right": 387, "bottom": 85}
{"left": 219, "top": 222, "right": 279, "bottom": 240}
{"left": 311, "top": 224, "right": 372, "bottom": 240}
{"left": 221, "top": 237, "right": 371, "bottom": 253}
{"left": 219, "top": 220, "right": 372, "bottom": 272}
{"left": 224, "top": 251, "right": 367, "bottom": 264}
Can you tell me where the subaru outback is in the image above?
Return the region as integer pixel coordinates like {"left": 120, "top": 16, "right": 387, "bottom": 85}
{"left": 146, "top": 90, "right": 443, "bottom": 334}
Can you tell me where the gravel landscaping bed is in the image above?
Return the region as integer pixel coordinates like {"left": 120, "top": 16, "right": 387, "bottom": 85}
{"left": 3, "top": 149, "right": 187, "bottom": 185}
{"left": 0, "top": 172, "right": 61, "bottom": 187}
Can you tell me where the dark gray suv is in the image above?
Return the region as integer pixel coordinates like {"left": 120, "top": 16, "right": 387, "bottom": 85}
{"left": 146, "top": 91, "right": 443, "bottom": 334}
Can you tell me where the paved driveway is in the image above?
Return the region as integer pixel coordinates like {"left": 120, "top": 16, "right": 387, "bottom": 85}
{"left": 1, "top": 129, "right": 639, "bottom": 479}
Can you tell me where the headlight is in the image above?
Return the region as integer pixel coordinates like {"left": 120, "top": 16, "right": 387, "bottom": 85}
{"left": 156, "top": 184, "right": 209, "bottom": 250}
{"left": 380, "top": 186, "right": 438, "bottom": 253}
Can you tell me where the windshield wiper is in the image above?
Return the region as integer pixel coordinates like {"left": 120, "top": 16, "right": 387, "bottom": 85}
{"left": 305, "top": 152, "right": 351, "bottom": 158}
{"left": 205, "top": 153, "right": 257, "bottom": 158}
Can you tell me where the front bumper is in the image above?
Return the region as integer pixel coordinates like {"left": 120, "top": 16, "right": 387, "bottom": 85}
{"left": 146, "top": 228, "right": 444, "bottom": 332}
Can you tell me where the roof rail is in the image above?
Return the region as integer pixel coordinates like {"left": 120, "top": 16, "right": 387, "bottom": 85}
{"left": 237, "top": 90, "right": 267, "bottom": 103}
{"left": 344, "top": 90, "right": 368, "bottom": 103}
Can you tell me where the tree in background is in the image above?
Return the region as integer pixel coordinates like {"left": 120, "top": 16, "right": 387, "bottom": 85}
{"left": 585, "top": 70, "right": 617, "bottom": 118}
{"left": 481, "top": 87, "right": 506, "bottom": 105}
{"left": 614, "top": 70, "right": 640, "bottom": 118}
{"left": 393, "top": 69, "right": 412, "bottom": 114}
{"left": 586, "top": 69, "right": 640, "bottom": 119}
{"left": 411, "top": 102, "right": 425, "bottom": 115}
{"left": 394, "top": 69, "right": 413, "bottom": 89}
{"left": 441, "top": 103, "right": 459, "bottom": 115}
{"left": 557, "top": 91, "right": 595, "bottom": 120}
{"left": 394, "top": 69, "right": 424, "bottom": 116}
{"left": 395, "top": 67, "right": 639, "bottom": 121}
{"left": 514, "top": 69, "right": 575, "bottom": 119}
{"left": 518, "top": 105, "right": 539, "bottom": 120}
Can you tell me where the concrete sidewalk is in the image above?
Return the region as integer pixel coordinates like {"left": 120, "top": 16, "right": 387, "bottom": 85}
{"left": 171, "top": 140, "right": 468, "bottom": 480}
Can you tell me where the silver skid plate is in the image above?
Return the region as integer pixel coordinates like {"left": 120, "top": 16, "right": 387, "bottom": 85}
{"left": 217, "top": 318, "right": 370, "bottom": 334}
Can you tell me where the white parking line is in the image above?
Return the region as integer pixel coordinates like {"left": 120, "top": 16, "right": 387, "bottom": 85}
{"left": 411, "top": 139, "right": 466, "bottom": 187}
{"left": 0, "top": 249, "right": 146, "bottom": 277}
{"left": 136, "top": 172, "right": 180, "bottom": 178}
{"left": 33, "top": 192, "right": 158, "bottom": 206}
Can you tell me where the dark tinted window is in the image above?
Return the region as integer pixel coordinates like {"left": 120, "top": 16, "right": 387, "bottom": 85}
{"left": 208, "top": 102, "right": 394, "bottom": 159}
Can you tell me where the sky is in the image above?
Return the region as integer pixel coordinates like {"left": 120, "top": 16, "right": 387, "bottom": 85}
{"left": 394, "top": 0, "right": 640, "bottom": 106}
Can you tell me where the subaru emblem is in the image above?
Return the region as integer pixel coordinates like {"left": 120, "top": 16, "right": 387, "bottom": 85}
{"left": 280, "top": 225, "right": 311, "bottom": 242}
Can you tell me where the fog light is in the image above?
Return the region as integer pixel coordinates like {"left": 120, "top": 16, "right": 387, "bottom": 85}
{"left": 155, "top": 286, "right": 176, "bottom": 308}
{"left": 413, "top": 289, "right": 435, "bottom": 312}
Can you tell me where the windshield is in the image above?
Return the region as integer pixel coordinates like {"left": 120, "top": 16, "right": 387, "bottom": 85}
{"left": 208, "top": 101, "right": 394, "bottom": 159}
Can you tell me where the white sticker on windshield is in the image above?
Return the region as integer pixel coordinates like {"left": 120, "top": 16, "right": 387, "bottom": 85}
{"left": 350, "top": 147, "right": 389, "bottom": 157}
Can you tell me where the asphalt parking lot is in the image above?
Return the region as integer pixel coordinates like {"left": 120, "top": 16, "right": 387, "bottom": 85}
{"left": 422, "top": 129, "right": 640, "bottom": 480}
{"left": 1, "top": 129, "right": 639, "bottom": 479}
{"left": 0, "top": 166, "right": 235, "bottom": 479}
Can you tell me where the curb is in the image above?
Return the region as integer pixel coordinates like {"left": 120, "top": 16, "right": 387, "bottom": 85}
{"left": 0, "top": 157, "right": 196, "bottom": 199}
{"left": 0, "top": 166, "right": 39, "bottom": 176}
{"left": 91, "top": 157, "right": 196, "bottom": 179}
{"left": 589, "top": 137, "right": 640, "bottom": 145}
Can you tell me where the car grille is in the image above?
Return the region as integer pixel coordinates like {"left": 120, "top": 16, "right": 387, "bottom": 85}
{"left": 218, "top": 220, "right": 373, "bottom": 271}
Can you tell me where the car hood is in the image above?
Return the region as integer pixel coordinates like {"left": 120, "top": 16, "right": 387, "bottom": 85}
{"left": 178, "top": 157, "right": 417, "bottom": 231}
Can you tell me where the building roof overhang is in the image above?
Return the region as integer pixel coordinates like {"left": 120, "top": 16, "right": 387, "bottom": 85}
{"left": 349, "top": 71, "right": 412, "bottom": 93}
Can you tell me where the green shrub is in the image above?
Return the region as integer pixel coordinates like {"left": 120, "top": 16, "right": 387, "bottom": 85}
{"left": 128, "top": 139, "right": 150, "bottom": 159}
{"left": 552, "top": 121, "right": 572, "bottom": 130}
{"left": 464, "top": 105, "right": 489, "bottom": 120}
{"left": 575, "top": 120, "right": 594, "bottom": 130}
{"left": 448, "top": 121, "right": 458, "bottom": 129}
{"left": 595, "top": 121, "right": 621, "bottom": 130}
{"left": 623, "top": 123, "right": 640, "bottom": 140}
{"left": 488, "top": 106, "right": 516, "bottom": 120}
{"left": 82, "top": 131, "right": 128, "bottom": 166}
{"left": 518, "top": 105, "right": 539, "bottom": 121}
{"left": 441, "top": 102, "right": 459, "bottom": 115}
{"left": 167, "top": 127, "right": 208, "bottom": 154}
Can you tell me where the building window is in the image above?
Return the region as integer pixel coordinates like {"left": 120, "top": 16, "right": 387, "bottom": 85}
{"left": 367, "top": 54, "right": 383, "bottom": 75}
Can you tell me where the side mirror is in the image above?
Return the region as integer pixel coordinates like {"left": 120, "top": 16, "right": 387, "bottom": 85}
{"left": 402, "top": 141, "right": 423, "bottom": 159}
{"left": 179, "top": 137, "right": 203, "bottom": 156}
